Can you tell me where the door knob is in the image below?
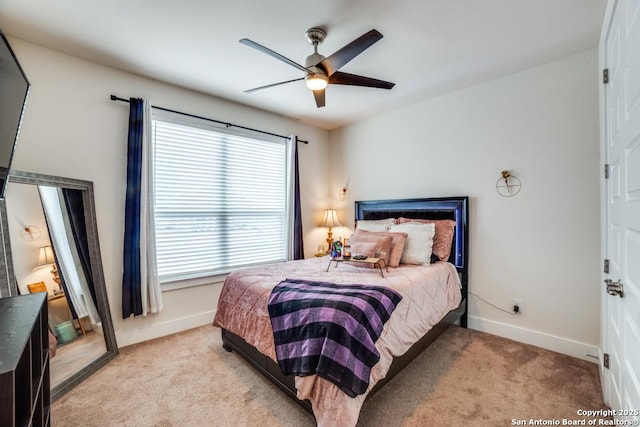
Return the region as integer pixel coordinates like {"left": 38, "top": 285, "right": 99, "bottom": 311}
{"left": 604, "top": 279, "right": 624, "bottom": 298}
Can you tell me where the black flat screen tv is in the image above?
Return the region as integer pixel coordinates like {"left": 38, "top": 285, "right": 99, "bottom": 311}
{"left": 0, "top": 28, "right": 30, "bottom": 199}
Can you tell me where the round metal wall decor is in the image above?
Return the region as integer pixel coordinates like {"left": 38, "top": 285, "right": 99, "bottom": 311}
{"left": 20, "top": 225, "right": 42, "bottom": 241}
{"left": 496, "top": 171, "right": 521, "bottom": 197}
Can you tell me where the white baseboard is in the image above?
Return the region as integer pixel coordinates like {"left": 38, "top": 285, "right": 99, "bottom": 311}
{"left": 117, "top": 311, "right": 600, "bottom": 364}
{"left": 467, "top": 315, "right": 600, "bottom": 363}
{"left": 118, "top": 309, "right": 217, "bottom": 347}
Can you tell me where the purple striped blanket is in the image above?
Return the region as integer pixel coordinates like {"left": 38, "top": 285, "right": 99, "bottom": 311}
{"left": 267, "top": 278, "right": 402, "bottom": 397}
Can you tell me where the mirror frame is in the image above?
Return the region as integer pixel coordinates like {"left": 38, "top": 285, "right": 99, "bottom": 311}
{"left": 0, "top": 169, "right": 118, "bottom": 400}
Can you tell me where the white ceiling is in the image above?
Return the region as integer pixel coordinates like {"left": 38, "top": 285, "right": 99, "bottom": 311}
{"left": 0, "top": 0, "right": 607, "bottom": 130}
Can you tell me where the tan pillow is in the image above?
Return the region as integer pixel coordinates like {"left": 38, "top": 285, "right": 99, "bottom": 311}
{"left": 348, "top": 234, "right": 393, "bottom": 266}
{"left": 354, "top": 229, "right": 407, "bottom": 268}
{"left": 397, "top": 217, "right": 456, "bottom": 261}
{"left": 349, "top": 241, "right": 379, "bottom": 258}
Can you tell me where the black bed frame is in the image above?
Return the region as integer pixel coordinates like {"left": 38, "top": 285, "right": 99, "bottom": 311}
{"left": 221, "top": 197, "right": 469, "bottom": 415}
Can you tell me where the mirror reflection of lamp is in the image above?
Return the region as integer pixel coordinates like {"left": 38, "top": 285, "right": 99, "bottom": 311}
{"left": 320, "top": 209, "right": 342, "bottom": 254}
{"left": 34, "top": 245, "right": 61, "bottom": 294}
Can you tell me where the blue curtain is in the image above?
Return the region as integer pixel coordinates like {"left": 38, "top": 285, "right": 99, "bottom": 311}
{"left": 54, "top": 259, "right": 79, "bottom": 319}
{"left": 122, "top": 98, "right": 144, "bottom": 318}
{"left": 62, "top": 188, "right": 98, "bottom": 308}
{"left": 293, "top": 140, "right": 304, "bottom": 260}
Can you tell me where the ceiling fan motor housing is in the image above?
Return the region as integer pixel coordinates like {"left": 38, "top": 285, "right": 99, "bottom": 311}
{"left": 305, "top": 58, "right": 328, "bottom": 89}
{"left": 305, "top": 52, "right": 326, "bottom": 73}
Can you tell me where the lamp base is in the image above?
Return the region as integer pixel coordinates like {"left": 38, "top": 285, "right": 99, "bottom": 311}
{"left": 51, "top": 265, "right": 62, "bottom": 294}
{"left": 325, "top": 227, "right": 334, "bottom": 254}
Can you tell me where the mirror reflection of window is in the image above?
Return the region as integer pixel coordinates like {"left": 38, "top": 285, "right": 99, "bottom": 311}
{"left": 38, "top": 186, "right": 101, "bottom": 326}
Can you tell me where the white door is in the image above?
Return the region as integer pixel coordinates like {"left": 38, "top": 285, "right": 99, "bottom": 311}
{"left": 601, "top": 0, "right": 640, "bottom": 420}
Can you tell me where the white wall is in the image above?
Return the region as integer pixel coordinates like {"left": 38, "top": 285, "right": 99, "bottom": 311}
{"left": 7, "top": 38, "right": 330, "bottom": 347}
{"left": 4, "top": 183, "right": 58, "bottom": 295}
{"left": 329, "top": 49, "right": 601, "bottom": 360}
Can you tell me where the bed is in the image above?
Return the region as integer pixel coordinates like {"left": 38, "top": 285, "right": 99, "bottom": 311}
{"left": 213, "top": 197, "right": 468, "bottom": 426}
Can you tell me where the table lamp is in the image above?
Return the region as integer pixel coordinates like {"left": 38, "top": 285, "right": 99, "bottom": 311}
{"left": 34, "top": 245, "right": 61, "bottom": 291}
{"left": 320, "top": 209, "right": 342, "bottom": 254}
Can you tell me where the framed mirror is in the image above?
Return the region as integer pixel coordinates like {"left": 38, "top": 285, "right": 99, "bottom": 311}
{"left": 0, "top": 170, "right": 118, "bottom": 400}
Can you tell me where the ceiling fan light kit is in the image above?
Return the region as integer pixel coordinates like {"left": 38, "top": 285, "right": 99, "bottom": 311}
{"left": 306, "top": 73, "right": 328, "bottom": 90}
{"left": 240, "top": 27, "right": 395, "bottom": 108}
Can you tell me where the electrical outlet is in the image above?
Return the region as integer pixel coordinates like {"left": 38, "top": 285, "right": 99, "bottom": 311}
{"left": 512, "top": 298, "right": 522, "bottom": 314}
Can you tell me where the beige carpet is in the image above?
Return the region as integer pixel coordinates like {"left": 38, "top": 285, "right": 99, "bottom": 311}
{"left": 51, "top": 330, "right": 107, "bottom": 388}
{"left": 51, "top": 325, "right": 608, "bottom": 426}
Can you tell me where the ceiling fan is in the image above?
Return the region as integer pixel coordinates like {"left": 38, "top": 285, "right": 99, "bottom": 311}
{"left": 240, "top": 28, "right": 395, "bottom": 108}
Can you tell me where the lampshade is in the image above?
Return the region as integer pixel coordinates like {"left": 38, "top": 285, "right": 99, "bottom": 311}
{"left": 35, "top": 245, "right": 55, "bottom": 268}
{"left": 320, "top": 209, "right": 342, "bottom": 228}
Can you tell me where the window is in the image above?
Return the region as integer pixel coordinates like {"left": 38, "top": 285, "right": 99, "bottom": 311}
{"left": 152, "top": 112, "right": 290, "bottom": 283}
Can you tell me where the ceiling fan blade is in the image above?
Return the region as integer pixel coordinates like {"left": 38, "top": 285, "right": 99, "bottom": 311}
{"left": 317, "top": 29, "right": 383, "bottom": 76}
{"left": 240, "top": 38, "right": 309, "bottom": 73}
{"left": 312, "top": 89, "right": 325, "bottom": 108}
{"left": 244, "top": 77, "right": 305, "bottom": 93}
{"left": 329, "top": 71, "right": 395, "bottom": 89}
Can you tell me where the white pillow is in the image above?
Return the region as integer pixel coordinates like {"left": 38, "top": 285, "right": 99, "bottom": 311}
{"left": 355, "top": 218, "right": 396, "bottom": 232}
{"left": 389, "top": 222, "right": 435, "bottom": 265}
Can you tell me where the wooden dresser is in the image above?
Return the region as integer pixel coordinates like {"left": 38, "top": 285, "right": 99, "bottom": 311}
{"left": 0, "top": 293, "right": 51, "bottom": 426}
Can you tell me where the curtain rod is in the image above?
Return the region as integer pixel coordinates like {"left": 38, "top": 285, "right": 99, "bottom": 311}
{"left": 109, "top": 95, "right": 308, "bottom": 144}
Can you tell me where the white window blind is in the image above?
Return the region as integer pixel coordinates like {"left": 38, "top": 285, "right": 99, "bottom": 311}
{"left": 152, "top": 115, "right": 288, "bottom": 282}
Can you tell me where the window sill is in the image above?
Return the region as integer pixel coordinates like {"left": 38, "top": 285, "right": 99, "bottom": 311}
{"left": 161, "top": 273, "right": 228, "bottom": 292}
{"left": 159, "top": 259, "right": 287, "bottom": 292}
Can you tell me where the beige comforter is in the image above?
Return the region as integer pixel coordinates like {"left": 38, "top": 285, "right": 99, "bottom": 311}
{"left": 213, "top": 256, "right": 462, "bottom": 427}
